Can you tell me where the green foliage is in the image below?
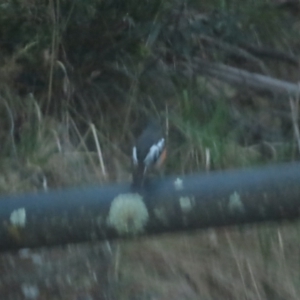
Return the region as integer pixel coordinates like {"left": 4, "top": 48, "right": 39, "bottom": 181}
{"left": 170, "top": 85, "right": 235, "bottom": 171}
{"left": 0, "top": 92, "right": 53, "bottom": 163}
{"left": 0, "top": 0, "right": 298, "bottom": 175}
{"left": 0, "top": 1, "right": 51, "bottom": 52}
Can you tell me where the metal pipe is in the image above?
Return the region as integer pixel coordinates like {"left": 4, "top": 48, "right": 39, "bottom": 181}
{"left": 1, "top": 162, "right": 300, "bottom": 251}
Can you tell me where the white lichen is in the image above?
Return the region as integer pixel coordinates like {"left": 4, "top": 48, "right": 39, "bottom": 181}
{"left": 174, "top": 178, "right": 183, "bottom": 190}
{"left": 10, "top": 208, "right": 26, "bottom": 227}
{"left": 228, "top": 191, "right": 245, "bottom": 214}
{"left": 107, "top": 194, "right": 149, "bottom": 235}
{"left": 179, "top": 196, "right": 195, "bottom": 213}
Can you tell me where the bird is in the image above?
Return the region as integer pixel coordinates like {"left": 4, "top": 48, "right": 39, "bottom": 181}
{"left": 132, "top": 120, "right": 167, "bottom": 188}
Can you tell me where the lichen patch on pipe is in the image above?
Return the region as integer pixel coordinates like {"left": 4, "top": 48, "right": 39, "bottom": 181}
{"left": 107, "top": 194, "right": 149, "bottom": 235}
{"left": 10, "top": 208, "right": 26, "bottom": 227}
{"left": 228, "top": 191, "right": 245, "bottom": 214}
{"left": 179, "top": 196, "right": 195, "bottom": 213}
{"left": 174, "top": 178, "right": 184, "bottom": 190}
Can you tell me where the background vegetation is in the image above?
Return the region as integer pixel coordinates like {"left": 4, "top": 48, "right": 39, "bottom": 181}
{"left": 0, "top": 0, "right": 300, "bottom": 299}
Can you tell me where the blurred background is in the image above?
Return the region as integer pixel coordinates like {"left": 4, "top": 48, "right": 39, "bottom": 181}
{"left": 0, "top": 0, "right": 300, "bottom": 299}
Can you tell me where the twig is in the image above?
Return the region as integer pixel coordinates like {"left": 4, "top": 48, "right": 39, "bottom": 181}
{"left": 225, "top": 231, "right": 247, "bottom": 295}
{"left": 2, "top": 99, "right": 17, "bottom": 158}
{"left": 165, "top": 104, "right": 169, "bottom": 140}
{"left": 205, "top": 147, "right": 210, "bottom": 172}
{"left": 46, "top": 0, "right": 60, "bottom": 114}
{"left": 113, "top": 244, "right": 121, "bottom": 281}
{"left": 289, "top": 88, "right": 300, "bottom": 154}
{"left": 68, "top": 116, "right": 103, "bottom": 177}
{"left": 90, "top": 123, "right": 107, "bottom": 179}
{"left": 52, "top": 130, "right": 62, "bottom": 153}
{"left": 247, "top": 260, "right": 262, "bottom": 300}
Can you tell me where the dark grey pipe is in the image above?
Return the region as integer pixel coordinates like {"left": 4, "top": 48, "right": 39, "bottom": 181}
{"left": 1, "top": 162, "right": 300, "bottom": 251}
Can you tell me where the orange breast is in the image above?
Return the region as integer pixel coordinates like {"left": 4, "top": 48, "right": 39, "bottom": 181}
{"left": 154, "top": 148, "right": 167, "bottom": 169}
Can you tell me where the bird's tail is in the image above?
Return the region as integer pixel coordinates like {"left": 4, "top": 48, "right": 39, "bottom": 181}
{"left": 131, "top": 165, "right": 146, "bottom": 190}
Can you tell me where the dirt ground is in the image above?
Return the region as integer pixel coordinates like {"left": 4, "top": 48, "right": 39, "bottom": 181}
{"left": 1, "top": 221, "right": 300, "bottom": 300}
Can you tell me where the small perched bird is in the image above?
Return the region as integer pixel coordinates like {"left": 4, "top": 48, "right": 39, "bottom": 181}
{"left": 132, "top": 120, "right": 167, "bottom": 188}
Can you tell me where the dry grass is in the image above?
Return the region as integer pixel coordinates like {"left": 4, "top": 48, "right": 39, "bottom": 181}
{"left": 0, "top": 107, "right": 299, "bottom": 299}
{"left": 0, "top": 66, "right": 299, "bottom": 300}
{"left": 115, "top": 222, "right": 300, "bottom": 299}
{"left": 1, "top": 107, "right": 299, "bottom": 299}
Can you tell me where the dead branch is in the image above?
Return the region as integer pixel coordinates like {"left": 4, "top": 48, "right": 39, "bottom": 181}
{"left": 194, "top": 59, "right": 300, "bottom": 97}
{"left": 238, "top": 43, "right": 299, "bottom": 67}
{"left": 199, "top": 35, "right": 270, "bottom": 75}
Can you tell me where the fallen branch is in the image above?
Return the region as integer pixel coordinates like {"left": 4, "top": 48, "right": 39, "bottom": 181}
{"left": 195, "top": 59, "right": 300, "bottom": 97}
{"left": 199, "top": 35, "right": 270, "bottom": 75}
{"left": 238, "top": 43, "right": 299, "bottom": 67}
